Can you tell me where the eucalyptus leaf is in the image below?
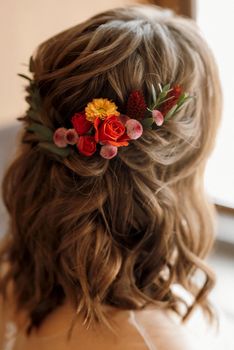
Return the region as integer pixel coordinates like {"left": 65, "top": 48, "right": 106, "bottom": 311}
{"left": 27, "top": 122, "right": 54, "bottom": 142}
{"left": 39, "top": 142, "right": 71, "bottom": 157}
{"left": 141, "top": 117, "right": 153, "bottom": 128}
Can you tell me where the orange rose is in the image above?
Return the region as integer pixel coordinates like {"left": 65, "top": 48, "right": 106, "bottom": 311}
{"left": 94, "top": 115, "right": 130, "bottom": 147}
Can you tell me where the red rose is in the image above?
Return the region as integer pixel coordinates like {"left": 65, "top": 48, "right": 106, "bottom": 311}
{"left": 71, "top": 112, "right": 92, "bottom": 135}
{"left": 94, "top": 115, "right": 130, "bottom": 147}
{"left": 77, "top": 135, "right": 96, "bottom": 156}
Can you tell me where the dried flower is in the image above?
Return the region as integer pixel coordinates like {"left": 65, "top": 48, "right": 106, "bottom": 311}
{"left": 159, "top": 85, "right": 182, "bottom": 116}
{"left": 126, "top": 91, "right": 147, "bottom": 120}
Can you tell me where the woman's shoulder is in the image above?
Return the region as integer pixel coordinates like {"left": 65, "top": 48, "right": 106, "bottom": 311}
{"left": 131, "top": 306, "right": 199, "bottom": 350}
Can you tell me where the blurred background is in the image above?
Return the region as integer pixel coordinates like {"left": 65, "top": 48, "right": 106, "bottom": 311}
{"left": 0, "top": 0, "right": 233, "bottom": 348}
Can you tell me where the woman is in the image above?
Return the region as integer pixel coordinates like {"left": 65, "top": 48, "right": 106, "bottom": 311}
{"left": 0, "top": 4, "right": 222, "bottom": 349}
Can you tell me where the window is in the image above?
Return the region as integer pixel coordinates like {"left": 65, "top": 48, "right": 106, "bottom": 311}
{"left": 198, "top": 0, "right": 234, "bottom": 209}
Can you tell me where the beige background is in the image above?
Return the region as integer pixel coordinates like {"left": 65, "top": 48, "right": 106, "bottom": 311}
{"left": 0, "top": 0, "right": 134, "bottom": 128}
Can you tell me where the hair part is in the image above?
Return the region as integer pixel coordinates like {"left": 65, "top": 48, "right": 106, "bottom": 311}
{"left": 0, "top": 4, "right": 222, "bottom": 337}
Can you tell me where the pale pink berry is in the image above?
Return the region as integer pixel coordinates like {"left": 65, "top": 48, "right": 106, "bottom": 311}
{"left": 65, "top": 128, "right": 79, "bottom": 145}
{"left": 152, "top": 110, "right": 164, "bottom": 126}
{"left": 53, "top": 127, "right": 68, "bottom": 148}
{"left": 125, "top": 119, "right": 143, "bottom": 140}
{"left": 100, "top": 144, "right": 118, "bottom": 159}
{"left": 119, "top": 114, "right": 130, "bottom": 126}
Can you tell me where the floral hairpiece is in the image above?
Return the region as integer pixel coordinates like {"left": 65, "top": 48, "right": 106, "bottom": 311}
{"left": 18, "top": 65, "right": 192, "bottom": 160}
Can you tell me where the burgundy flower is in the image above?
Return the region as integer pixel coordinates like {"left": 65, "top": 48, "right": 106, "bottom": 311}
{"left": 126, "top": 91, "right": 147, "bottom": 120}
{"left": 159, "top": 85, "right": 182, "bottom": 116}
{"left": 71, "top": 112, "right": 92, "bottom": 135}
{"left": 77, "top": 135, "right": 96, "bottom": 156}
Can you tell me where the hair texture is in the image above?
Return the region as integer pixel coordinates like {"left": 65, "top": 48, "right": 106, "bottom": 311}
{"left": 0, "top": 4, "right": 222, "bottom": 337}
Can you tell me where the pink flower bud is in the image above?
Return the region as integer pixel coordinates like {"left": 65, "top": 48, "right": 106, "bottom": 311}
{"left": 119, "top": 114, "right": 130, "bottom": 125}
{"left": 152, "top": 110, "right": 164, "bottom": 126}
{"left": 125, "top": 119, "right": 143, "bottom": 140}
{"left": 100, "top": 144, "right": 118, "bottom": 159}
{"left": 65, "top": 128, "right": 79, "bottom": 145}
{"left": 53, "top": 127, "right": 68, "bottom": 148}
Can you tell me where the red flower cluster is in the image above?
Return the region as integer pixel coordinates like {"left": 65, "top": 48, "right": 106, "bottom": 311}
{"left": 52, "top": 85, "right": 187, "bottom": 159}
{"left": 159, "top": 85, "right": 182, "bottom": 116}
{"left": 126, "top": 91, "right": 147, "bottom": 120}
{"left": 66, "top": 111, "right": 142, "bottom": 158}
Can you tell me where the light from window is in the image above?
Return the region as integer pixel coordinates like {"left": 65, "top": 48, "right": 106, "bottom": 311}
{"left": 198, "top": 0, "right": 234, "bottom": 208}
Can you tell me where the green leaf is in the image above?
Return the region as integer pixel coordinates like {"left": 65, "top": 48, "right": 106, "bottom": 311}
{"left": 162, "top": 83, "right": 171, "bottom": 93}
{"left": 39, "top": 142, "right": 71, "bottom": 157}
{"left": 29, "top": 56, "right": 34, "bottom": 73}
{"left": 27, "top": 122, "right": 54, "bottom": 142}
{"left": 156, "top": 95, "right": 175, "bottom": 107}
{"left": 174, "top": 94, "right": 193, "bottom": 113}
{"left": 17, "top": 73, "right": 32, "bottom": 82}
{"left": 164, "top": 104, "right": 178, "bottom": 122}
{"left": 31, "top": 89, "right": 42, "bottom": 110}
{"left": 151, "top": 84, "right": 157, "bottom": 106}
{"left": 176, "top": 93, "right": 188, "bottom": 108}
{"left": 157, "top": 84, "right": 172, "bottom": 102}
{"left": 141, "top": 117, "right": 153, "bottom": 128}
{"left": 145, "top": 108, "right": 153, "bottom": 118}
{"left": 27, "top": 109, "right": 41, "bottom": 122}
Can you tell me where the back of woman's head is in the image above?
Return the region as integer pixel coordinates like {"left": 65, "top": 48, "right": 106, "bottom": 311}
{"left": 0, "top": 4, "right": 222, "bottom": 334}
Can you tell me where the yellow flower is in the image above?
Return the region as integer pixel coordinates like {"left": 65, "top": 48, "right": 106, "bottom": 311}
{"left": 85, "top": 98, "right": 120, "bottom": 122}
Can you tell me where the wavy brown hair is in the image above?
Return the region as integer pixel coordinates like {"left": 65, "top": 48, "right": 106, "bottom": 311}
{"left": 0, "top": 4, "right": 222, "bottom": 336}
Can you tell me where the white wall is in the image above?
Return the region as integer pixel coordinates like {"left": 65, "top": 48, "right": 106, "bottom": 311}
{"left": 197, "top": 0, "right": 234, "bottom": 208}
{"left": 0, "top": 0, "right": 133, "bottom": 128}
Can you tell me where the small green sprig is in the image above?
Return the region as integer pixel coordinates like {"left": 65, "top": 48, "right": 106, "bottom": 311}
{"left": 142, "top": 83, "right": 193, "bottom": 129}
{"left": 18, "top": 64, "right": 71, "bottom": 158}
